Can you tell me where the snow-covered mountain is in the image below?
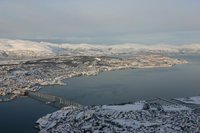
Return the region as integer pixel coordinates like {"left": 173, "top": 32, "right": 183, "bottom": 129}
{"left": 0, "top": 39, "right": 200, "bottom": 58}
{"left": 0, "top": 39, "right": 58, "bottom": 58}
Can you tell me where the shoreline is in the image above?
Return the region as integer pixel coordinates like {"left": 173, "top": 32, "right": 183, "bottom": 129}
{"left": 0, "top": 55, "right": 188, "bottom": 102}
{"left": 42, "top": 60, "right": 188, "bottom": 87}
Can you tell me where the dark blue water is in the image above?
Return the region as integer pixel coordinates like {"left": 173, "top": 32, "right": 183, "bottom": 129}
{"left": 0, "top": 98, "right": 57, "bottom": 133}
{"left": 0, "top": 55, "right": 199, "bottom": 133}
{"left": 41, "top": 55, "right": 200, "bottom": 105}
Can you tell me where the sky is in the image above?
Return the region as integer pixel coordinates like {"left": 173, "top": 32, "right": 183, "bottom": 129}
{"left": 0, "top": 0, "right": 200, "bottom": 44}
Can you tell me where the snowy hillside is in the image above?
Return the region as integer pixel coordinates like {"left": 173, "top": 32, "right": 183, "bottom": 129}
{"left": 0, "top": 39, "right": 200, "bottom": 58}
{"left": 36, "top": 96, "right": 200, "bottom": 132}
{"left": 0, "top": 39, "right": 58, "bottom": 58}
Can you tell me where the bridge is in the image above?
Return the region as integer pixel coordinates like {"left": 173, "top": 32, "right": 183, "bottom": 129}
{"left": 28, "top": 92, "right": 82, "bottom": 108}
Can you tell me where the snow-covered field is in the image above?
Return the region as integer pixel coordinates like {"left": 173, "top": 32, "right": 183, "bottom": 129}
{"left": 175, "top": 96, "right": 200, "bottom": 105}
{"left": 1, "top": 39, "right": 200, "bottom": 59}
{"left": 36, "top": 96, "right": 200, "bottom": 133}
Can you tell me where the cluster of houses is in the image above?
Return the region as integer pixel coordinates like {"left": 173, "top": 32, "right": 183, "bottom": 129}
{"left": 0, "top": 55, "right": 186, "bottom": 102}
{"left": 36, "top": 99, "right": 199, "bottom": 133}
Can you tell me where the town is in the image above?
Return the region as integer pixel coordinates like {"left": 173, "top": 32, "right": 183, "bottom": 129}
{"left": 0, "top": 55, "right": 187, "bottom": 102}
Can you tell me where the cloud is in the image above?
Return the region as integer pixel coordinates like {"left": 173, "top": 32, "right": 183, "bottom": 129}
{"left": 0, "top": 0, "right": 200, "bottom": 44}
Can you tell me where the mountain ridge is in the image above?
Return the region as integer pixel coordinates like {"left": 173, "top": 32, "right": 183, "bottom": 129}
{"left": 0, "top": 39, "right": 200, "bottom": 58}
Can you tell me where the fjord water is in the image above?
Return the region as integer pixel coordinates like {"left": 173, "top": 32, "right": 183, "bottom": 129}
{"left": 41, "top": 55, "right": 200, "bottom": 105}
{"left": 0, "top": 55, "right": 200, "bottom": 132}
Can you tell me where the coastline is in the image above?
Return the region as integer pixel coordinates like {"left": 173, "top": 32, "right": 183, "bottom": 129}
{"left": 0, "top": 55, "right": 188, "bottom": 102}
{"left": 43, "top": 58, "right": 188, "bottom": 87}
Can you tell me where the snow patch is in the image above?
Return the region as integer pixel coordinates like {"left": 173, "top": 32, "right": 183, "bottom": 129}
{"left": 176, "top": 96, "right": 200, "bottom": 105}
{"left": 102, "top": 102, "right": 144, "bottom": 111}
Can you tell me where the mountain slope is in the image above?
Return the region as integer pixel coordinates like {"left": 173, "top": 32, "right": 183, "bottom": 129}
{"left": 0, "top": 39, "right": 58, "bottom": 58}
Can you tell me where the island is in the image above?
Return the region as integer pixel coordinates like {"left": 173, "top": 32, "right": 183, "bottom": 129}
{"left": 36, "top": 96, "right": 200, "bottom": 132}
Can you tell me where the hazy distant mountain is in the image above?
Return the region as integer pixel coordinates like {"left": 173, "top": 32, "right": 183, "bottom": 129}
{"left": 0, "top": 39, "right": 57, "bottom": 58}
{"left": 0, "top": 39, "right": 200, "bottom": 58}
